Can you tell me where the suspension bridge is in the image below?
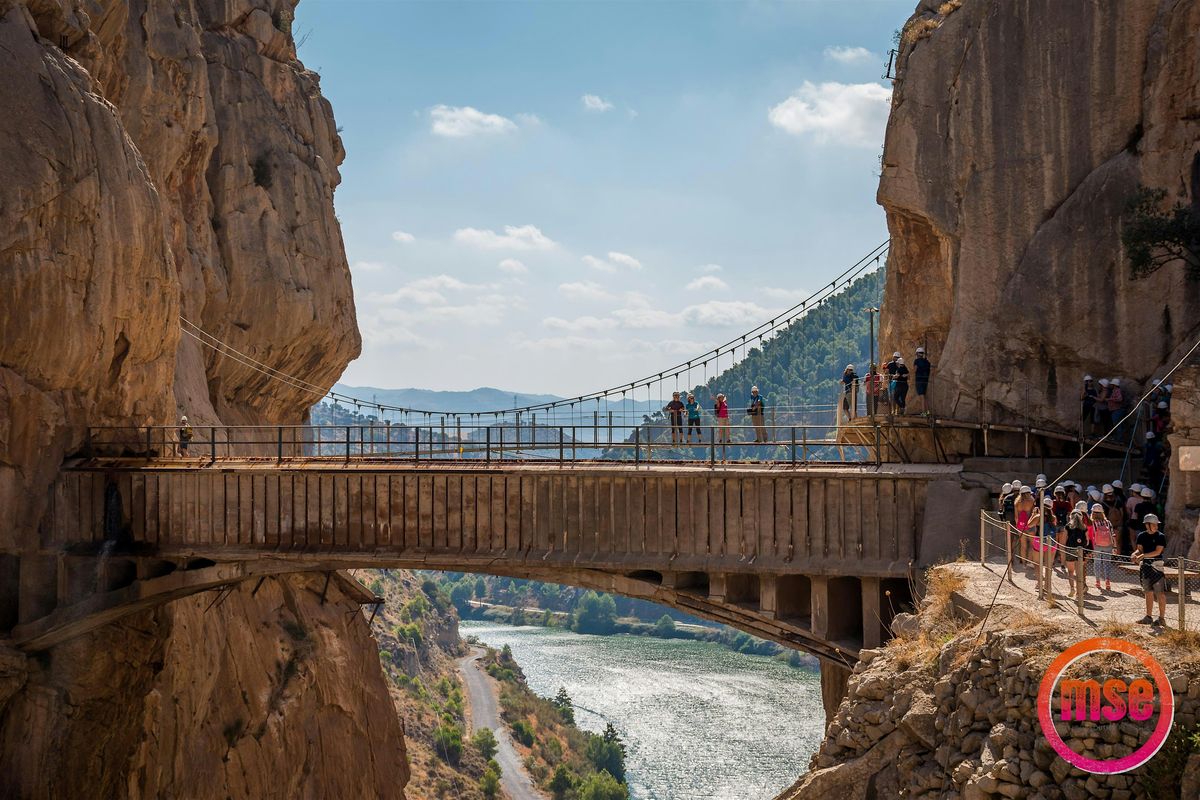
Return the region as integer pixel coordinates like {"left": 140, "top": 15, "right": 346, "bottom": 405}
{"left": 0, "top": 240, "right": 1156, "bottom": 714}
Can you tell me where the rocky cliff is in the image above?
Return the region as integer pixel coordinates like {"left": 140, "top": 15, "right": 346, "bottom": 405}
{"left": 879, "top": 0, "right": 1200, "bottom": 431}
{"left": 0, "top": 0, "right": 404, "bottom": 796}
{"left": 779, "top": 565, "right": 1200, "bottom": 800}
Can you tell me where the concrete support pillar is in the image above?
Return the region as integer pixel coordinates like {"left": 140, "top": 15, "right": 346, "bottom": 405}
{"left": 708, "top": 572, "right": 727, "bottom": 603}
{"left": 861, "top": 576, "right": 882, "bottom": 648}
{"left": 18, "top": 555, "right": 58, "bottom": 625}
{"left": 820, "top": 661, "right": 851, "bottom": 724}
{"left": 810, "top": 575, "right": 830, "bottom": 638}
{"left": 759, "top": 574, "right": 778, "bottom": 620}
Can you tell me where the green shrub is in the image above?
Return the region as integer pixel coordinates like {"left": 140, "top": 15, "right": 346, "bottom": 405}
{"left": 472, "top": 728, "right": 498, "bottom": 760}
{"left": 433, "top": 723, "right": 463, "bottom": 765}
{"left": 577, "top": 770, "right": 627, "bottom": 800}
{"left": 511, "top": 718, "right": 535, "bottom": 747}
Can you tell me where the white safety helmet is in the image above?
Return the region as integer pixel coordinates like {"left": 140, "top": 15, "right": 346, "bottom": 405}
{"left": 1035, "top": 477, "right": 1047, "bottom": 488}
{"left": 1146, "top": 431, "right": 1156, "bottom": 440}
{"left": 1091, "top": 503, "right": 1105, "bottom": 514}
{"left": 1099, "top": 378, "right": 1110, "bottom": 386}
{"left": 1001, "top": 482, "right": 1013, "bottom": 493}
{"left": 1112, "top": 378, "right": 1121, "bottom": 386}
{"left": 1019, "top": 486, "right": 1033, "bottom": 495}
{"left": 1141, "top": 487, "right": 1154, "bottom": 498}
{"left": 1157, "top": 401, "right": 1168, "bottom": 409}
{"left": 846, "top": 364, "right": 855, "bottom": 370}
{"left": 897, "top": 357, "right": 905, "bottom": 364}
{"left": 1102, "top": 484, "right": 1113, "bottom": 494}
{"left": 1089, "top": 489, "right": 1102, "bottom": 502}
{"left": 1130, "top": 483, "right": 1143, "bottom": 493}
{"left": 1084, "top": 374, "right": 1093, "bottom": 381}
{"left": 1112, "top": 479, "right": 1124, "bottom": 489}
{"left": 1074, "top": 501, "right": 1088, "bottom": 513}
{"left": 1043, "top": 496, "right": 1054, "bottom": 508}
{"left": 1166, "top": 384, "right": 1173, "bottom": 392}
{"left": 893, "top": 351, "right": 901, "bottom": 358}
{"left": 916, "top": 346, "right": 926, "bottom": 354}
{"left": 1012, "top": 480, "right": 1023, "bottom": 489}
{"left": 1143, "top": 514, "right": 1160, "bottom": 525}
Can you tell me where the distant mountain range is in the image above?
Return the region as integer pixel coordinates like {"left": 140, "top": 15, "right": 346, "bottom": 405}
{"left": 332, "top": 384, "right": 563, "bottom": 414}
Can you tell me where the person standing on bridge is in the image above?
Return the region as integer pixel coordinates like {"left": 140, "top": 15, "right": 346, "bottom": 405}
{"left": 685, "top": 393, "right": 702, "bottom": 443}
{"left": 746, "top": 386, "right": 768, "bottom": 443}
{"left": 178, "top": 415, "right": 193, "bottom": 457}
{"left": 885, "top": 352, "right": 901, "bottom": 409}
{"left": 892, "top": 357, "right": 910, "bottom": 414}
{"left": 714, "top": 393, "right": 731, "bottom": 444}
{"left": 664, "top": 392, "right": 686, "bottom": 445}
{"left": 913, "top": 347, "right": 932, "bottom": 415}
{"left": 1080, "top": 376, "right": 1098, "bottom": 435}
{"left": 841, "top": 364, "right": 859, "bottom": 420}
{"left": 1089, "top": 502, "right": 1115, "bottom": 592}
{"left": 1132, "top": 513, "right": 1167, "bottom": 626}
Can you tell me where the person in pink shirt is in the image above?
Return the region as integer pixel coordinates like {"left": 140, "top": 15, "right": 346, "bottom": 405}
{"left": 714, "top": 393, "right": 730, "bottom": 443}
{"left": 1088, "top": 503, "right": 1115, "bottom": 591}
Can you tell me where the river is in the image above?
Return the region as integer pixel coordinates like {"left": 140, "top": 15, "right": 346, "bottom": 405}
{"left": 460, "top": 620, "right": 825, "bottom": 800}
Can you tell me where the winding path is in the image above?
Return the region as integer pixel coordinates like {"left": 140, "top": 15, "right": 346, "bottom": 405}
{"left": 459, "top": 647, "right": 547, "bottom": 800}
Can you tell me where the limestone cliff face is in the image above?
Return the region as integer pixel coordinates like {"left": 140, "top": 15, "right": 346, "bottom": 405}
{"left": 0, "top": 1, "right": 400, "bottom": 796}
{"left": 879, "top": 0, "right": 1200, "bottom": 430}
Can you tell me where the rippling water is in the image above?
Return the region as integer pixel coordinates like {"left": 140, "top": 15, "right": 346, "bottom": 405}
{"left": 460, "top": 621, "right": 825, "bottom": 800}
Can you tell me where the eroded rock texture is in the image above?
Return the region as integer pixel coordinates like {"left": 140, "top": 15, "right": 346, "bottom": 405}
{"left": 879, "top": 0, "right": 1200, "bottom": 431}
{"left": 0, "top": 1, "right": 399, "bottom": 796}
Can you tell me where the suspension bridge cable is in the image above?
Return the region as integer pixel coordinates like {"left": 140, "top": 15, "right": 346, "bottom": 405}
{"left": 179, "top": 240, "right": 889, "bottom": 418}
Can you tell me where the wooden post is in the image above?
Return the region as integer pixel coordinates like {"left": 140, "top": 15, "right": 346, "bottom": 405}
{"left": 1077, "top": 546, "right": 1085, "bottom": 616}
{"left": 1179, "top": 559, "right": 1187, "bottom": 631}
{"left": 979, "top": 512, "right": 986, "bottom": 566}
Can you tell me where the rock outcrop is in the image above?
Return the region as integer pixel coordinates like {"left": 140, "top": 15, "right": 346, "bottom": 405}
{"left": 779, "top": 565, "right": 1200, "bottom": 799}
{"left": 0, "top": 0, "right": 402, "bottom": 796}
{"left": 879, "top": 0, "right": 1200, "bottom": 432}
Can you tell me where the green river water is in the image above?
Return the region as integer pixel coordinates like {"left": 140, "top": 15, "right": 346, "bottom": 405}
{"left": 460, "top": 620, "right": 825, "bottom": 800}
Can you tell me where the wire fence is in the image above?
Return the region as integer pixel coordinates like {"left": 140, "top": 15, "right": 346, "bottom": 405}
{"left": 977, "top": 510, "right": 1200, "bottom": 631}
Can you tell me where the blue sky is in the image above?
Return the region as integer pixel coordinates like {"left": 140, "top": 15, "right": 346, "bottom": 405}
{"left": 294, "top": 0, "right": 909, "bottom": 394}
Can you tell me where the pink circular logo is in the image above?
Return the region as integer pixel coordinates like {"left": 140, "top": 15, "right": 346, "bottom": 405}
{"left": 1036, "top": 637, "right": 1174, "bottom": 774}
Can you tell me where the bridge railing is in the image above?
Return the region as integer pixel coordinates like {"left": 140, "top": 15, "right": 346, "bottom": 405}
{"left": 83, "top": 423, "right": 878, "bottom": 466}
{"left": 976, "top": 510, "right": 1200, "bottom": 630}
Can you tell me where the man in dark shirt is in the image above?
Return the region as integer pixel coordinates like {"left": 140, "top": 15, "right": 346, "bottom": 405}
{"left": 1129, "top": 487, "right": 1158, "bottom": 555}
{"left": 893, "top": 357, "right": 910, "bottom": 414}
{"left": 913, "top": 347, "right": 932, "bottom": 415}
{"left": 841, "top": 364, "right": 859, "bottom": 419}
{"left": 664, "top": 392, "right": 686, "bottom": 444}
{"left": 1132, "top": 514, "right": 1167, "bottom": 626}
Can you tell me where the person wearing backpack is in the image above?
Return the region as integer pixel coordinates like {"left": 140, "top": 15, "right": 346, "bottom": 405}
{"left": 746, "top": 386, "right": 767, "bottom": 443}
{"left": 1088, "top": 503, "right": 1115, "bottom": 592}
{"left": 178, "top": 415, "right": 194, "bottom": 457}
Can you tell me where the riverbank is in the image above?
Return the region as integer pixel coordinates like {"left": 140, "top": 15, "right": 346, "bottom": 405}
{"left": 461, "top": 599, "right": 819, "bottom": 669}
{"left": 463, "top": 620, "right": 827, "bottom": 800}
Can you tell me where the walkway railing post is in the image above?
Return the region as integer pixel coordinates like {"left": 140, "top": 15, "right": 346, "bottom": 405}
{"left": 608, "top": 411, "right": 613, "bottom": 447}
{"left": 415, "top": 427, "right": 420, "bottom": 461}
{"left": 634, "top": 427, "right": 641, "bottom": 467}
{"left": 593, "top": 411, "right": 599, "bottom": 445}
{"left": 802, "top": 426, "right": 808, "bottom": 463}
{"left": 1037, "top": 535, "right": 1045, "bottom": 599}
{"left": 485, "top": 426, "right": 492, "bottom": 463}
{"left": 710, "top": 426, "right": 716, "bottom": 466}
{"left": 790, "top": 426, "right": 797, "bottom": 466}
{"left": 1005, "top": 522, "right": 1013, "bottom": 581}
{"left": 1076, "top": 546, "right": 1085, "bottom": 616}
{"left": 979, "top": 513, "right": 986, "bottom": 566}
{"left": 1179, "top": 559, "right": 1187, "bottom": 631}
{"left": 145, "top": 426, "right": 153, "bottom": 458}
{"left": 559, "top": 427, "right": 564, "bottom": 464}
{"left": 277, "top": 426, "right": 283, "bottom": 463}
{"left": 345, "top": 426, "right": 351, "bottom": 462}
{"left": 497, "top": 426, "right": 503, "bottom": 460}
{"left": 210, "top": 426, "right": 216, "bottom": 463}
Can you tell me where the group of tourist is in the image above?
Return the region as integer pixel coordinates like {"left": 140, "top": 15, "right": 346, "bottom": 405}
{"left": 663, "top": 386, "right": 769, "bottom": 445}
{"left": 842, "top": 346, "right": 932, "bottom": 418}
{"left": 997, "top": 475, "right": 1171, "bottom": 626}
{"left": 1080, "top": 375, "right": 1174, "bottom": 443}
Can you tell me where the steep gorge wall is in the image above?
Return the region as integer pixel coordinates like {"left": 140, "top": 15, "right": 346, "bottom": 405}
{"left": 879, "top": 0, "right": 1200, "bottom": 430}
{"left": 0, "top": 1, "right": 405, "bottom": 795}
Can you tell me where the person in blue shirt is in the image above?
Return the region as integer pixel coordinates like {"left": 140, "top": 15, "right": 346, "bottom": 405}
{"left": 685, "top": 393, "right": 702, "bottom": 443}
{"left": 747, "top": 386, "right": 767, "bottom": 443}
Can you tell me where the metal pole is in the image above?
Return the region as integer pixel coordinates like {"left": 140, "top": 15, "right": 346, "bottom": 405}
{"left": 415, "top": 427, "right": 420, "bottom": 461}
{"left": 1037, "top": 532, "right": 1045, "bottom": 599}
{"left": 486, "top": 426, "right": 492, "bottom": 463}
{"left": 1077, "top": 546, "right": 1085, "bottom": 616}
{"left": 277, "top": 426, "right": 283, "bottom": 462}
{"left": 802, "top": 426, "right": 808, "bottom": 463}
{"left": 1005, "top": 522, "right": 1013, "bottom": 581}
{"left": 559, "top": 427, "right": 564, "bottom": 464}
{"left": 1179, "top": 559, "right": 1187, "bottom": 631}
{"left": 980, "top": 513, "right": 986, "bottom": 566}
{"left": 790, "top": 426, "right": 797, "bottom": 466}
{"left": 593, "top": 410, "right": 599, "bottom": 445}
{"left": 497, "top": 425, "right": 503, "bottom": 460}
{"left": 146, "top": 426, "right": 153, "bottom": 457}
{"left": 634, "top": 427, "right": 641, "bottom": 467}
{"left": 608, "top": 410, "right": 613, "bottom": 446}
{"left": 710, "top": 425, "right": 716, "bottom": 467}
{"left": 345, "top": 426, "right": 351, "bottom": 461}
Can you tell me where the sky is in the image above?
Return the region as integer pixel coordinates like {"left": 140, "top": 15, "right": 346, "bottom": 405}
{"left": 294, "top": 0, "right": 909, "bottom": 395}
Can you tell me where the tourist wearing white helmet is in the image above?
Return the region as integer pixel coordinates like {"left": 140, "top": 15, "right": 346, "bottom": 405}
{"left": 1131, "top": 513, "right": 1167, "bottom": 626}
{"left": 892, "top": 355, "right": 910, "bottom": 414}
{"left": 1096, "top": 379, "right": 1113, "bottom": 430}
{"left": 886, "top": 351, "right": 902, "bottom": 407}
{"left": 1064, "top": 498, "right": 1092, "bottom": 597}
{"left": 1089, "top": 502, "right": 1116, "bottom": 592}
{"left": 1014, "top": 484, "right": 1037, "bottom": 568}
{"left": 1108, "top": 378, "right": 1127, "bottom": 436}
{"left": 1081, "top": 374, "right": 1098, "bottom": 435}
{"left": 913, "top": 346, "right": 932, "bottom": 415}
{"left": 841, "top": 363, "right": 860, "bottom": 420}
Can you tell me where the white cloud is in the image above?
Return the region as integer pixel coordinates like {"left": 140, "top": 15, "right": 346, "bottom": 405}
{"left": 698, "top": 264, "right": 723, "bottom": 274}
{"left": 429, "top": 105, "right": 518, "bottom": 137}
{"left": 681, "top": 300, "right": 773, "bottom": 327}
{"left": 373, "top": 287, "right": 446, "bottom": 306}
{"left": 761, "top": 286, "right": 811, "bottom": 303}
{"left": 391, "top": 231, "right": 415, "bottom": 243}
{"left": 558, "top": 281, "right": 614, "bottom": 303}
{"left": 582, "top": 94, "right": 614, "bottom": 112}
{"left": 543, "top": 315, "right": 619, "bottom": 332}
{"left": 823, "top": 46, "right": 876, "bottom": 65}
{"left": 498, "top": 258, "right": 528, "bottom": 275}
{"left": 408, "top": 274, "right": 492, "bottom": 292}
{"left": 454, "top": 224, "right": 558, "bottom": 251}
{"left": 685, "top": 276, "right": 730, "bottom": 292}
{"left": 368, "top": 274, "right": 498, "bottom": 307}
{"left": 768, "top": 81, "right": 892, "bottom": 147}
{"left": 583, "top": 251, "right": 643, "bottom": 272}
{"left": 612, "top": 306, "right": 680, "bottom": 329}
